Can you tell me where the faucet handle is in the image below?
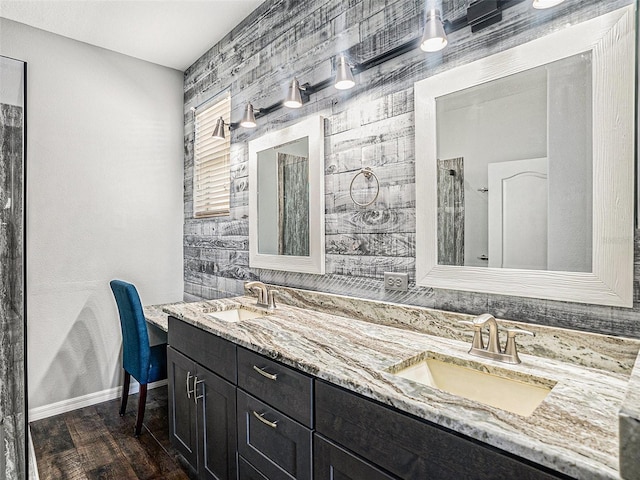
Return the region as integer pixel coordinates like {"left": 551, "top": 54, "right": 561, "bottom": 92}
{"left": 504, "top": 326, "right": 535, "bottom": 338}
{"left": 267, "top": 289, "right": 280, "bottom": 310}
{"left": 458, "top": 320, "right": 484, "bottom": 350}
{"left": 503, "top": 327, "right": 534, "bottom": 364}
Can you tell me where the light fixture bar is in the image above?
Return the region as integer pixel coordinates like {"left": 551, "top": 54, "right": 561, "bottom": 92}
{"left": 224, "top": 0, "right": 528, "bottom": 130}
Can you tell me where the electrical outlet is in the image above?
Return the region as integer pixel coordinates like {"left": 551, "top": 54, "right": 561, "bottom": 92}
{"left": 384, "top": 272, "right": 409, "bottom": 292}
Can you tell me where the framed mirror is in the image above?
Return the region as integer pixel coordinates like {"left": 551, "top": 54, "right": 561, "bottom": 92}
{"left": 415, "top": 6, "right": 634, "bottom": 307}
{"left": 249, "top": 115, "right": 325, "bottom": 274}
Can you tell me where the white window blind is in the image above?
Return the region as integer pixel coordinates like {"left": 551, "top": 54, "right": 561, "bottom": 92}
{"left": 193, "top": 93, "right": 231, "bottom": 218}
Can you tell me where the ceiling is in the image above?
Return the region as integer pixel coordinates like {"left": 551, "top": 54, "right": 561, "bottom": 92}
{"left": 0, "top": 0, "right": 265, "bottom": 71}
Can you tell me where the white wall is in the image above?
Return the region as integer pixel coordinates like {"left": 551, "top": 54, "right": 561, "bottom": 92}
{"left": 0, "top": 19, "right": 184, "bottom": 411}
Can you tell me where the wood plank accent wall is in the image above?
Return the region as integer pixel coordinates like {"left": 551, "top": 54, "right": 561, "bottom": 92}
{"left": 183, "top": 0, "right": 640, "bottom": 338}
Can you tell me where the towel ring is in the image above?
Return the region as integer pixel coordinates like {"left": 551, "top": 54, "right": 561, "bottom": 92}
{"left": 349, "top": 167, "right": 380, "bottom": 207}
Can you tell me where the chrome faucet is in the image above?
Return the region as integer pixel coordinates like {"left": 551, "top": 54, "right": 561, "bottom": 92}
{"left": 245, "top": 281, "right": 279, "bottom": 310}
{"left": 459, "top": 314, "right": 533, "bottom": 364}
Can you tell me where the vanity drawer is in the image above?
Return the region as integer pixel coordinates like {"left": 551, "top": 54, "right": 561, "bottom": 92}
{"left": 314, "top": 434, "right": 397, "bottom": 480}
{"left": 237, "top": 389, "right": 312, "bottom": 480}
{"left": 237, "top": 347, "right": 313, "bottom": 427}
{"left": 315, "top": 381, "right": 566, "bottom": 480}
{"left": 168, "top": 316, "right": 236, "bottom": 383}
{"left": 238, "top": 456, "right": 269, "bottom": 480}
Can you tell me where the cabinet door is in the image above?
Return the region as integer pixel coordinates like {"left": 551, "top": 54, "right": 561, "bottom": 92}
{"left": 195, "top": 364, "right": 237, "bottom": 480}
{"left": 314, "top": 434, "right": 397, "bottom": 480}
{"left": 237, "top": 390, "right": 312, "bottom": 480}
{"left": 167, "top": 347, "right": 198, "bottom": 469}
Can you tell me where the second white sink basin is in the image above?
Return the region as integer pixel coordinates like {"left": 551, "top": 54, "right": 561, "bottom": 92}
{"left": 205, "top": 307, "right": 267, "bottom": 322}
{"left": 391, "top": 353, "right": 555, "bottom": 417}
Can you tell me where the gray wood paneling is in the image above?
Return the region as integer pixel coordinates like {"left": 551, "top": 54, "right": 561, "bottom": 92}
{"left": 182, "top": 0, "right": 640, "bottom": 339}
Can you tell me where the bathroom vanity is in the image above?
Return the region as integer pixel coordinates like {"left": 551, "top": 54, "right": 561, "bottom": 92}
{"left": 154, "top": 288, "right": 640, "bottom": 480}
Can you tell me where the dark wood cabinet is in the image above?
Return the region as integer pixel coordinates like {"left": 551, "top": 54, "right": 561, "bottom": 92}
{"left": 314, "top": 434, "right": 397, "bottom": 480}
{"left": 196, "top": 363, "right": 237, "bottom": 480}
{"left": 168, "top": 346, "right": 198, "bottom": 469}
{"left": 168, "top": 316, "right": 570, "bottom": 480}
{"left": 316, "top": 381, "right": 568, "bottom": 480}
{"left": 168, "top": 343, "right": 237, "bottom": 480}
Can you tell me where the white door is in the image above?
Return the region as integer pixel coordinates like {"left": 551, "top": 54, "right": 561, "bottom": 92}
{"left": 488, "top": 158, "right": 548, "bottom": 270}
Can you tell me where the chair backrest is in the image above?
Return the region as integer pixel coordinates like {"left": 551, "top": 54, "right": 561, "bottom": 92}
{"left": 110, "top": 280, "right": 151, "bottom": 384}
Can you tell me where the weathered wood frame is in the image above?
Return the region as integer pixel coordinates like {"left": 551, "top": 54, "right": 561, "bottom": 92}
{"left": 249, "top": 115, "right": 325, "bottom": 274}
{"left": 415, "top": 6, "right": 635, "bottom": 307}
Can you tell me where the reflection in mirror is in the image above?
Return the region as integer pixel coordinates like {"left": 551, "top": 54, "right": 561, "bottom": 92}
{"left": 436, "top": 53, "right": 592, "bottom": 272}
{"left": 257, "top": 137, "right": 310, "bottom": 256}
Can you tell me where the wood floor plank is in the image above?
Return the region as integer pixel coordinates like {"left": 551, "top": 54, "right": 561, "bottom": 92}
{"left": 36, "top": 448, "right": 88, "bottom": 480}
{"left": 85, "top": 460, "right": 138, "bottom": 480}
{"left": 31, "top": 387, "right": 190, "bottom": 480}
{"left": 65, "top": 406, "right": 111, "bottom": 445}
{"left": 75, "top": 434, "right": 125, "bottom": 473}
{"left": 30, "top": 415, "right": 75, "bottom": 459}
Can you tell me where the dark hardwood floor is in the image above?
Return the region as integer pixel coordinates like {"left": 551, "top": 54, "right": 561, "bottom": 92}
{"left": 30, "top": 385, "right": 192, "bottom": 480}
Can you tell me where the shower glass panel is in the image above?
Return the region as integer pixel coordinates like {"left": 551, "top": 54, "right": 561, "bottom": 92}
{"left": 0, "top": 55, "right": 26, "bottom": 480}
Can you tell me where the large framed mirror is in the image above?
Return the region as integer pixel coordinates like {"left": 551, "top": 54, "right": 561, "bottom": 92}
{"left": 249, "top": 115, "right": 325, "bottom": 274}
{"left": 415, "top": 6, "right": 634, "bottom": 307}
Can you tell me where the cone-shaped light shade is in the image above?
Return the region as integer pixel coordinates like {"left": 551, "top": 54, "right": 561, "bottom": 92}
{"left": 532, "top": 0, "right": 565, "bottom": 8}
{"left": 284, "top": 77, "right": 303, "bottom": 108}
{"left": 240, "top": 103, "right": 257, "bottom": 128}
{"left": 212, "top": 117, "right": 226, "bottom": 140}
{"left": 420, "top": 9, "right": 448, "bottom": 52}
{"left": 335, "top": 56, "right": 355, "bottom": 90}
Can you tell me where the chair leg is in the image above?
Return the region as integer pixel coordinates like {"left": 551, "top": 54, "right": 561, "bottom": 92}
{"left": 120, "top": 371, "right": 131, "bottom": 416}
{"left": 134, "top": 383, "right": 147, "bottom": 437}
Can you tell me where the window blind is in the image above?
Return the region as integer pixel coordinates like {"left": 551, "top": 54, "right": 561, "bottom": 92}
{"left": 193, "top": 93, "right": 231, "bottom": 217}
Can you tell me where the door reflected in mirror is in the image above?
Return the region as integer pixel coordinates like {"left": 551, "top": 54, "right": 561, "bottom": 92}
{"left": 435, "top": 52, "right": 592, "bottom": 272}
{"left": 257, "top": 137, "right": 310, "bottom": 256}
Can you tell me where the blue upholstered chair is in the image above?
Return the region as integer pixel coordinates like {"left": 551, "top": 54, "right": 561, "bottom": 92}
{"left": 110, "top": 280, "right": 167, "bottom": 436}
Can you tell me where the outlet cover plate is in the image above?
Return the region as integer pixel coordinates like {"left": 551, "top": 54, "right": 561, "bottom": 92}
{"left": 384, "top": 272, "right": 409, "bottom": 292}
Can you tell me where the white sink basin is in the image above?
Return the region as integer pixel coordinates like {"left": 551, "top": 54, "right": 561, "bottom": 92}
{"left": 205, "top": 307, "right": 267, "bottom": 322}
{"left": 391, "top": 353, "right": 555, "bottom": 417}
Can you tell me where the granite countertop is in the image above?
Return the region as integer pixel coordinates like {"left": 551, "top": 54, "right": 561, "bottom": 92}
{"left": 157, "top": 292, "right": 640, "bottom": 480}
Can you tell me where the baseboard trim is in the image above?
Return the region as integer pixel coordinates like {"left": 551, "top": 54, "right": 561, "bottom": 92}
{"left": 28, "top": 426, "right": 39, "bottom": 480}
{"left": 28, "top": 379, "right": 168, "bottom": 422}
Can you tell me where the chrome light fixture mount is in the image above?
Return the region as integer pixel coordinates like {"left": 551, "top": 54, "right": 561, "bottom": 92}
{"left": 240, "top": 102, "right": 258, "bottom": 128}
{"left": 335, "top": 55, "right": 356, "bottom": 90}
{"left": 420, "top": 9, "right": 448, "bottom": 52}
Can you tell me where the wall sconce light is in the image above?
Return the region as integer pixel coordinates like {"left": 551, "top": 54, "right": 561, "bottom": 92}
{"left": 212, "top": 117, "right": 230, "bottom": 140}
{"left": 240, "top": 102, "right": 257, "bottom": 128}
{"left": 532, "top": 0, "right": 565, "bottom": 9}
{"left": 284, "top": 77, "right": 306, "bottom": 108}
{"left": 335, "top": 55, "right": 355, "bottom": 90}
{"left": 420, "top": 9, "right": 448, "bottom": 52}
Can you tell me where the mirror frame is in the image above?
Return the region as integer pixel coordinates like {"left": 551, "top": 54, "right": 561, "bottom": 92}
{"left": 249, "top": 115, "right": 325, "bottom": 274}
{"left": 415, "top": 6, "right": 635, "bottom": 307}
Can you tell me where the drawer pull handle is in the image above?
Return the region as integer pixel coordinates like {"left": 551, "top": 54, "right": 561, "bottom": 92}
{"left": 186, "top": 371, "right": 194, "bottom": 398}
{"left": 194, "top": 377, "right": 205, "bottom": 405}
{"left": 252, "top": 365, "right": 278, "bottom": 381}
{"left": 252, "top": 410, "right": 278, "bottom": 429}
